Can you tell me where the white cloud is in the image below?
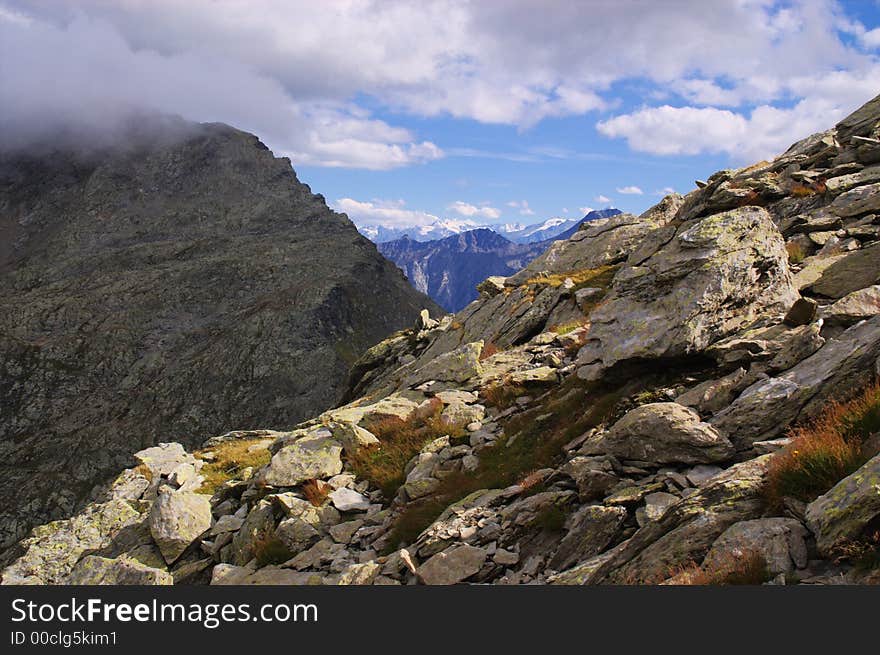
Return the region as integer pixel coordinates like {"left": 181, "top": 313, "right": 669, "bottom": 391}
{"left": 333, "top": 198, "right": 439, "bottom": 228}
{"left": 2, "top": 0, "right": 878, "bottom": 166}
{"left": 593, "top": 195, "right": 611, "bottom": 204}
{"left": 597, "top": 66, "right": 880, "bottom": 163}
{"left": 506, "top": 200, "right": 535, "bottom": 215}
{"left": 448, "top": 201, "right": 501, "bottom": 219}
{"left": 655, "top": 187, "right": 677, "bottom": 196}
{"left": 616, "top": 185, "right": 643, "bottom": 195}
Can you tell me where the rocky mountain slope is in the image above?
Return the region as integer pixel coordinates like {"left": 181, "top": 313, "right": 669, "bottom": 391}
{"left": 0, "top": 117, "right": 440, "bottom": 554}
{"left": 4, "top": 95, "right": 880, "bottom": 586}
{"left": 379, "top": 210, "right": 623, "bottom": 312}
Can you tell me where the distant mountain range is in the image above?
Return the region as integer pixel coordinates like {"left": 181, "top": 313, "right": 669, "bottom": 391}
{"left": 359, "top": 208, "right": 621, "bottom": 244}
{"left": 378, "top": 209, "right": 622, "bottom": 311}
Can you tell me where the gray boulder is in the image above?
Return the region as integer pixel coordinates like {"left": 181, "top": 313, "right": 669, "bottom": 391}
{"left": 585, "top": 402, "right": 735, "bottom": 464}
{"left": 262, "top": 435, "right": 344, "bottom": 487}
{"left": 149, "top": 490, "right": 213, "bottom": 564}
{"left": 69, "top": 555, "right": 173, "bottom": 585}
{"left": 703, "top": 518, "right": 808, "bottom": 576}
{"left": 417, "top": 544, "right": 488, "bottom": 585}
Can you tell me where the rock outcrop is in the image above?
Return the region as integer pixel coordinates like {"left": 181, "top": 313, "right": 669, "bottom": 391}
{"left": 4, "top": 95, "right": 880, "bottom": 586}
{"left": 0, "top": 116, "right": 440, "bottom": 551}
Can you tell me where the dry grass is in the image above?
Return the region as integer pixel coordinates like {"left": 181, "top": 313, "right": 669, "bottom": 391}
{"left": 666, "top": 550, "right": 770, "bottom": 586}
{"left": 252, "top": 533, "right": 293, "bottom": 567}
{"left": 525, "top": 264, "right": 618, "bottom": 291}
{"left": 765, "top": 382, "right": 880, "bottom": 507}
{"left": 196, "top": 438, "right": 272, "bottom": 495}
{"left": 786, "top": 241, "right": 808, "bottom": 265}
{"left": 348, "top": 398, "right": 468, "bottom": 499}
{"left": 480, "top": 341, "right": 501, "bottom": 361}
{"left": 480, "top": 379, "right": 530, "bottom": 410}
{"left": 386, "top": 376, "right": 630, "bottom": 550}
{"left": 550, "top": 318, "right": 588, "bottom": 336}
{"left": 301, "top": 479, "right": 331, "bottom": 507}
{"left": 790, "top": 180, "right": 827, "bottom": 197}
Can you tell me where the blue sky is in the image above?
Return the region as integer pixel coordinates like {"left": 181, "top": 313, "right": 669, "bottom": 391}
{"left": 2, "top": 1, "right": 879, "bottom": 228}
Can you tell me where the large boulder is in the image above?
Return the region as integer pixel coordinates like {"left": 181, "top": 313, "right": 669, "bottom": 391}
{"left": 1, "top": 498, "right": 146, "bottom": 585}
{"left": 549, "top": 505, "right": 628, "bottom": 572}
{"left": 576, "top": 206, "right": 798, "bottom": 377}
{"left": 805, "top": 453, "right": 880, "bottom": 556}
{"left": 807, "top": 243, "right": 880, "bottom": 299}
{"left": 261, "top": 435, "right": 344, "bottom": 487}
{"left": 417, "top": 544, "right": 488, "bottom": 585}
{"left": 584, "top": 403, "right": 735, "bottom": 465}
{"left": 68, "top": 555, "right": 173, "bottom": 585}
{"left": 149, "top": 491, "right": 213, "bottom": 564}
{"left": 703, "top": 518, "right": 808, "bottom": 576}
{"left": 711, "top": 316, "right": 880, "bottom": 448}
{"left": 821, "top": 285, "right": 880, "bottom": 326}
{"left": 550, "top": 457, "right": 770, "bottom": 584}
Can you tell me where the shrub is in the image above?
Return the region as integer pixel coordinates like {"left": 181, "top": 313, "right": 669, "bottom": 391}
{"left": 348, "top": 398, "right": 468, "bottom": 499}
{"left": 196, "top": 438, "right": 272, "bottom": 495}
{"left": 667, "top": 550, "right": 770, "bottom": 586}
{"left": 480, "top": 342, "right": 501, "bottom": 361}
{"left": 480, "top": 380, "right": 529, "bottom": 410}
{"left": 786, "top": 241, "right": 807, "bottom": 265}
{"left": 252, "top": 534, "right": 293, "bottom": 567}
{"left": 766, "top": 382, "right": 880, "bottom": 507}
{"left": 301, "top": 479, "right": 330, "bottom": 507}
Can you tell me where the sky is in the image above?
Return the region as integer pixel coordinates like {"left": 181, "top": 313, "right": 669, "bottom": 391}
{"left": 1, "top": 0, "right": 879, "bottom": 230}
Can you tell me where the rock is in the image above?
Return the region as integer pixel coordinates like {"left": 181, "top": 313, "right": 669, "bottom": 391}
{"left": 211, "top": 564, "right": 321, "bottom": 585}
{"left": 685, "top": 465, "right": 723, "bottom": 487}
{"left": 329, "top": 488, "right": 371, "bottom": 512}
{"left": 675, "top": 368, "right": 760, "bottom": 414}
{"left": 586, "top": 403, "right": 734, "bottom": 464}
{"left": 641, "top": 492, "right": 680, "bottom": 522}
{"left": 711, "top": 316, "right": 880, "bottom": 447}
{"left": 69, "top": 556, "right": 173, "bottom": 585}
{"left": 508, "top": 366, "right": 559, "bottom": 385}
{"left": 228, "top": 501, "right": 276, "bottom": 566}
{"left": 576, "top": 206, "right": 798, "bottom": 375}
{"left": 274, "top": 517, "right": 320, "bottom": 553}
{"left": 406, "top": 341, "right": 485, "bottom": 387}
{"left": 416, "top": 309, "right": 439, "bottom": 330}
{"left": 551, "top": 456, "right": 770, "bottom": 584}
{"left": 149, "top": 491, "right": 213, "bottom": 564}
{"left": 210, "top": 514, "right": 244, "bottom": 536}
{"left": 441, "top": 402, "right": 485, "bottom": 427}
{"left": 417, "top": 544, "right": 488, "bottom": 585}
{"left": 477, "top": 276, "right": 507, "bottom": 297}
{"left": 336, "top": 560, "right": 381, "bottom": 585}
{"left": 575, "top": 287, "right": 605, "bottom": 311}
{"left": 829, "top": 181, "right": 880, "bottom": 217}
{"left": 262, "top": 435, "right": 344, "bottom": 487}
{"left": 329, "top": 520, "right": 363, "bottom": 544}
{"left": 493, "top": 548, "right": 520, "bottom": 566}
{"left": 134, "top": 443, "right": 197, "bottom": 478}
{"left": 784, "top": 297, "right": 819, "bottom": 326}
{"left": 0, "top": 499, "right": 146, "bottom": 585}
{"left": 703, "top": 518, "right": 808, "bottom": 576}
{"left": 821, "top": 285, "right": 880, "bottom": 326}
{"left": 561, "top": 456, "right": 620, "bottom": 501}
{"left": 435, "top": 390, "right": 479, "bottom": 405}
{"left": 327, "top": 422, "right": 380, "bottom": 455}
{"left": 808, "top": 242, "right": 880, "bottom": 298}
{"left": 549, "top": 505, "right": 627, "bottom": 571}
{"left": 825, "top": 166, "right": 880, "bottom": 193}
{"left": 805, "top": 453, "right": 880, "bottom": 556}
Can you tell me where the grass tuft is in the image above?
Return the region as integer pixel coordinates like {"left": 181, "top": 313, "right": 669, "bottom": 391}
{"left": 765, "top": 382, "right": 880, "bottom": 507}
{"left": 348, "top": 398, "right": 468, "bottom": 499}
{"left": 196, "top": 438, "right": 272, "bottom": 496}
{"left": 668, "top": 550, "right": 771, "bottom": 585}
{"left": 786, "top": 241, "right": 807, "bottom": 265}
{"left": 252, "top": 534, "right": 293, "bottom": 567}
{"left": 301, "top": 479, "right": 331, "bottom": 507}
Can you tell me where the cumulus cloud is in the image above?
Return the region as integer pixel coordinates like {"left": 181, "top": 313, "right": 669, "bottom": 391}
{"left": 593, "top": 195, "right": 611, "bottom": 204}
{"left": 333, "top": 198, "right": 440, "bottom": 228}
{"left": 1, "top": 0, "right": 878, "bottom": 165}
{"left": 448, "top": 201, "right": 501, "bottom": 220}
{"left": 0, "top": 7, "right": 441, "bottom": 168}
{"left": 506, "top": 200, "right": 535, "bottom": 215}
{"left": 616, "top": 186, "right": 643, "bottom": 195}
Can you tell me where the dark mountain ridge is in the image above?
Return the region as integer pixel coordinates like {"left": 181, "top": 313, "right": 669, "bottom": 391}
{"left": 0, "top": 118, "right": 440, "bottom": 549}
